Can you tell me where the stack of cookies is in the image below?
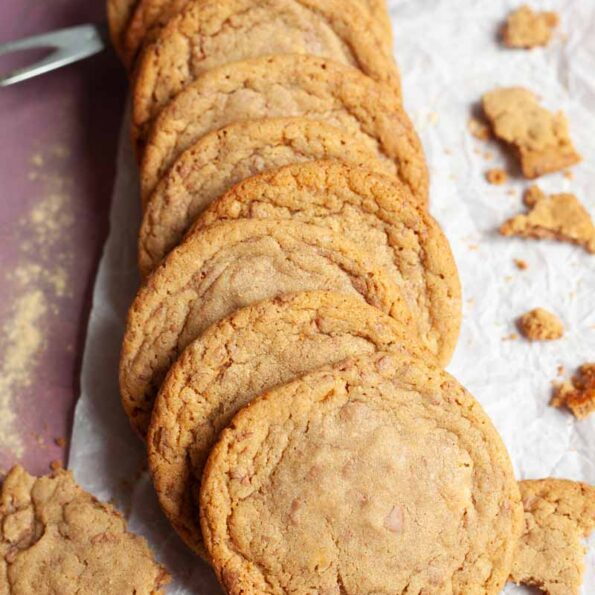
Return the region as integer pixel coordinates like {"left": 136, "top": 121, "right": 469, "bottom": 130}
{"left": 106, "top": 1, "right": 594, "bottom": 593}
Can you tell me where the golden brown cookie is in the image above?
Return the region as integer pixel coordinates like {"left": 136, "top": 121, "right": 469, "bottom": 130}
{"left": 517, "top": 307, "right": 564, "bottom": 341}
{"left": 482, "top": 87, "right": 581, "bottom": 178}
{"left": 502, "top": 5, "right": 559, "bottom": 49}
{"left": 510, "top": 479, "right": 595, "bottom": 594}
{"left": 189, "top": 161, "right": 461, "bottom": 364}
{"left": 121, "top": 218, "right": 417, "bottom": 437}
{"left": 148, "top": 291, "right": 426, "bottom": 554}
{"left": 0, "top": 466, "right": 169, "bottom": 594}
{"left": 107, "top": 0, "right": 139, "bottom": 59}
{"left": 500, "top": 185, "right": 595, "bottom": 254}
{"left": 138, "top": 117, "right": 391, "bottom": 245}
{"left": 200, "top": 351, "right": 523, "bottom": 595}
{"left": 122, "top": 0, "right": 393, "bottom": 70}
{"left": 131, "top": 0, "right": 400, "bottom": 144}
{"left": 139, "top": 55, "right": 427, "bottom": 203}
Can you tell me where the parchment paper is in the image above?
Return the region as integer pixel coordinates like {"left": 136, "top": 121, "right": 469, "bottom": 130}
{"left": 70, "top": 0, "right": 595, "bottom": 592}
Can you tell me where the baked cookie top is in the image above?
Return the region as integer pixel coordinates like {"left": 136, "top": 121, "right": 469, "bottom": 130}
{"left": 192, "top": 160, "right": 461, "bottom": 364}
{"left": 200, "top": 351, "right": 523, "bottom": 595}
{"left": 139, "top": 55, "right": 427, "bottom": 203}
{"left": 121, "top": 218, "right": 416, "bottom": 437}
{"left": 511, "top": 479, "right": 595, "bottom": 595}
{"left": 0, "top": 466, "right": 169, "bottom": 594}
{"left": 148, "top": 291, "right": 426, "bottom": 554}
{"left": 122, "top": 0, "right": 393, "bottom": 70}
{"left": 138, "top": 117, "right": 392, "bottom": 272}
{"left": 131, "top": 0, "right": 399, "bottom": 143}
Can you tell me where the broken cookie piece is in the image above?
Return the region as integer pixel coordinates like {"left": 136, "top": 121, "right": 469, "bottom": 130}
{"left": 482, "top": 88, "right": 581, "bottom": 178}
{"left": 502, "top": 5, "right": 559, "bottom": 49}
{"left": 500, "top": 185, "right": 595, "bottom": 253}
{"left": 517, "top": 307, "right": 563, "bottom": 341}
{"left": 0, "top": 466, "right": 170, "bottom": 594}
{"left": 551, "top": 363, "right": 595, "bottom": 419}
{"left": 510, "top": 479, "right": 595, "bottom": 595}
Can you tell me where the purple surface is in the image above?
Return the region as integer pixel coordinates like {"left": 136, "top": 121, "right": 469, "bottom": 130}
{"left": 0, "top": 1, "right": 126, "bottom": 475}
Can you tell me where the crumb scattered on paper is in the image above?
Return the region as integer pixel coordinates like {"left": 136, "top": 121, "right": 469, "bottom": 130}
{"left": 514, "top": 258, "right": 528, "bottom": 270}
{"left": 500, "top": 185, "right": 595, "bottom": 253}
{"left": 486, "top": 168, "right": 508, "bottom": 185}
{"left": 518, "top": 308, "right": 564, "bottom": 341}
{"left": 468, "top": 117, "right": 491, "bottom": 140}
{"left": 551, "top": 364, "right": 595, "bottom": 419}
{"left": 482, "top": 87, "right": 581, "bottom": 178}
{"left": 502, "top": 5, "right": 559, "bottom": 49}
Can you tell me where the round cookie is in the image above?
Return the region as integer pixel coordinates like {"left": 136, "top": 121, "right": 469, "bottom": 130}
{"left": 139, "top": 55, "right": 427, "bottom": 202}
{"left": 121, "top": 218, "right": 417, "bottom": 437}
{"left": 190, "top": 160, "right": 461, "bottom": 365}
{"left": 138, "top": 117, "right": 392, "bottom": 269}
{"left": 122, "top": 0, "right": 393, "bottom": 70}
{"left": 200, "top": 351, "right": 524, "bottom": 595}
{"left": 131, "top": 0, "right": 399, "bottom": 143}
{"left": 148, "top": 291, "right": 427, "bottom": 554}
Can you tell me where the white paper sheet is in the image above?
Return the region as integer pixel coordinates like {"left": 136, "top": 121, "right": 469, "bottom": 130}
{"left": 70, "top": 0, "right": 595, "bottom": 592}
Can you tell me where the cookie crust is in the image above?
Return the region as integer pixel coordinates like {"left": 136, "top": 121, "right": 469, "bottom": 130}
{"left": 200, "top": 351, "right": 523, "bottom": 595}
{"left": 131, "top": 0, "right": 400, "bottom": 144}
{"left": 139, "top": 55, "right": 427, "bottom": 203}
{"left": 0, "top": 466, "right": 169, "bottom": 594}
{"left": 148, "top": 291, "right": 425, "bottom": 554}
{"left": 138, "top": 118, "right": 392, "bottom": 270}
{"left": 191, "top": 160, "right": 461, "bottom": 364}
{"left": 121, "top": 218, "right": 417, "bottom": 437}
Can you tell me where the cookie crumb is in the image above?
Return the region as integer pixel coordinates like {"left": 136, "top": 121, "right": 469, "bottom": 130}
{"left": 486, "top": 168, "right": 508, "bottom": 185}
{"left": 49, "top": 459, "right": 63, "bottom": 471}
{"left": 557, "top": 365, "right": 565, "bottom": 377}
{"left": 54, "top": 437, "right": 67, "bottom": 448}
{"left": 502, "top": 5, "right": 559, "bottom": 49}
{"left": 518, "top": 308, "right": 564, "bottom": 341}
{"left": 502, "top": 332, "right": 519, "bottom": 341}
{"left": 551, "top": 364, "right": 595, "bottom": 419}
{"left": 500, "top": 185, "right": 595, "bottom": 253}
{"left": 514, "top": 258, "right": 528, "bottom": 270}
{"left": 482, "top": 87, "right": 581, "bottom": 178}
{"left": 468, "top": 117, "right": 491, "bottom": 141}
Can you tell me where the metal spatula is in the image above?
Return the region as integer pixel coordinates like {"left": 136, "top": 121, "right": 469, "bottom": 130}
{"left": 0, "top": 23, "right": 107, "bottom": 88}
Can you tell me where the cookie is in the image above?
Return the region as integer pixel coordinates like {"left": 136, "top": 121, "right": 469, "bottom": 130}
{"left": 510, "top": 479, "right": 595, "bottom": 594}
{"left": 148, "top": 291, "right": 426, "bottom": 554}
{"left": 190, "top": 161, "right": 461, "bottom": 364}
{"left": 500, "top": 185, "right": 595, "bottom": 254}
{"left": 502, "top": 5, "right": 559, "bottom": 49}
{"left": 200, "top": 350, "right": 523, "bottom": 595}
{"left": 131, "top": 0, "right": 399, "bottom": 144}
{"left": 139, "top": 54, "right": 427, "bottom": 202}
{"left": 107, "top": 0, "right": 139, "bottom": 59}
{"left": 517, "top": 307, "right": 564, "bottom": 341}
{"left": 0, "top": 465, "right": 169, "bottom": 594}
{"left": 138, "top": 118, "right": 393, "bottom": 271}
{"left": 121, "top": 218, "right": 417, "bottom": 437}
{"left": 122, "top": 0, "right": 393, "bottom": 69}
{"left": 482, "top": 87, "right": 581, "bottom": 178}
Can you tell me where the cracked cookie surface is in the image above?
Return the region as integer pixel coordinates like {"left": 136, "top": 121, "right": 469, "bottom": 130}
{"left": 122, "top": 0, "right": 393, "bottom": 69}
{"left": 148, "top": 291, "right": 426, "bottom": 554}
{"left": 131, "top": 0, "right": 399, "bottom": 144}
{"left": 139, "top": 55, "right": 427, "bottom": 203}
{"left": 200, "top": 351, "right": 523, "bottom": 595}
{"left": 138, "top": 117, "right": 391, "bottom": 270}
{"left": 191, "top": 160, "right": 461, "bottom": 365}
{"left": 121, "top": 218, "right": 417, "bottom": 437}
{"left": 510, "top": 479, "right": 595, "bottom": 594}
{"left": 0, "top": 466, "right": 169, "bottom": 594}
